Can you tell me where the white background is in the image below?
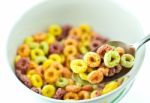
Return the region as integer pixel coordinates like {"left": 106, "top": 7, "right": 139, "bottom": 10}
{"left": 0, "top": 0, "right": 150, "bottom": 103}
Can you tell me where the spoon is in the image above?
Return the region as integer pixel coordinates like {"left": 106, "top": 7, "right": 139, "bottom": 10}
{"left": 99, "top": 34, "right": 150, "bottom": 82}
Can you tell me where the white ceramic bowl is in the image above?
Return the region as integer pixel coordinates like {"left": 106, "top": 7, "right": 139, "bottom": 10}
{"left": 6, "top": 0, "right": 145, "bottom": 103}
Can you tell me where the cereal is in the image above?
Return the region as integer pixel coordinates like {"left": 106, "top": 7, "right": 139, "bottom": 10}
{"left": 56, "top": 77, "right": 69, "bottom": 87}
{"left": 48, "top": 24, "right": 62, "bottom": 36}
{"left": 121, "top": 54, "right": 135, "bottom": 68}
{"left": 96, "top": 44, "right": 113, "bottom": 58}
{"left": 44, "top": 68, "right": 60, "bottom": 83}
{"left": 33, "top": 32, "right": 47, "bottom": 42}
{"left": 87, "top": 70, "right": 104, "bottom": 84}
{"left": 102, "top": 81, "right": 119, "bottom": 94}
{"left": 49, "top": 42, "right": 63, "bottom": 54}
{"left": 104, "top": 50, "right": 120, "bottom": 68}
{"left": 63, "top": 45, "right": 77, "bottom": 56}
{"left": 42, "top": 85, "right": 56, "bottom": 98}
{"left": 83, "top": 52, "right": 101, "bottom": 68}
{"left": 14, "top": 24, "right": 134, "bottom": 100}
{"left": 17, "top": 44, "right": 30, "bottom": 57}
{"left": 63, "top": 92, "right": 79, "bottom": 100}
{"left": 40, "top": 41, "right": 49, "bottom": 55}
{"left": 54, "top": 88, "right": 66, "bottom": 99}
{"left": 65, "top": 85, "right": 81, "bottom": 93}
{"left": 15, "top": 57, "right": 30, "bottom": 74}
{"left": 30, "top": 74, "right": 43, "bottom": 88}
{"left": 31, "top": 48, "right": 44, "bottom": 60}
{"left": 70, "top": 59, "right": 87, "bottom": 73}
{"left": 49, "top": 54, "right": 62, "bottom": 63}
{"left": 78, "top": 91, "right": 90, "bottom": 99}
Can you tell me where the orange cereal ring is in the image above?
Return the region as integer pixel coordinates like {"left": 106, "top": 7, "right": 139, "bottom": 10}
{"left": 63, "top": 45, "right": 77, "bottom": 56}
{"left": 35, "top": 66, "right": 44, "bottom": 78}
{"left": 60, "top": 67, "right": 72, "bottom": 78}
{"left": 17, "top": 44, "right": 30, "bottom": 57}
{"left": 98, "top": 67, "right": 109, "bottom": 76}
{"left": 50, "top": 62, "right": 64, "bottom": 72}
{"left": 33, "top": 32, "right": 47, "bottom": 42}
{"left": 115, "top": 47, "right": 125, "bottom": 55}
{"left": 28, "top": 61, "right": 38, "bottom": 70}
{"left": 64, "top": 38, "right": 78, "bottom": 47}
{"left": 69, "top": 28, "right": 82, "bottom": 39}
{"left": 65, "top": 85, "right": 81, "bottom": 93}
{"left": 63, "top": 92, "right": 79, "bottom": 100}
{"left": 82, "top": 85, "right": 93, "bottom": 91}
{"left": 44, "top": 68, "right": 60, "bottom": 83}
{"left": 78, "top": 91, "right": 90, "bottom": 100}
{"left": 87, "top": 70, "right": 104, "bottom": 84}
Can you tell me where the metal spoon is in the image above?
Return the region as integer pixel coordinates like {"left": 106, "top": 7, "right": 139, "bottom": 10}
{"left": 100, "top": 34, "right": 150, "bottom": 82}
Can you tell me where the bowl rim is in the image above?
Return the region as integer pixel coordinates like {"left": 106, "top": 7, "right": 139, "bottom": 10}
{"left": 6, "top": 0, "right": 145, "bottom": 102}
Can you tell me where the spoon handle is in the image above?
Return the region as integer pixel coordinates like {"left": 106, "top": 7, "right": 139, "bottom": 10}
{"left": 133, "top": 34, "right": 150, "bottom": 50}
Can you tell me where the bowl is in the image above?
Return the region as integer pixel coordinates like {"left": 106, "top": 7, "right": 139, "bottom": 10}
{"left": 6, "top": 0, "right": 145, "bottom": 103}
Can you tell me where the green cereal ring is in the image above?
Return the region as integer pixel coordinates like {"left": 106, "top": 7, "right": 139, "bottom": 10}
{"left": 70, "top": 59, "right": 87, "bottom": 73}
{"left": 83, "top": 52, "right": 101, "bottom": 68}
{"left": 40, "top": 42, "right": 49, "bottom": 54}
{"left": 42, "top": 85, "right": 56, "bottom": 98}
{"left": 31, "top": 48, "right": 44, "bottom": 60}
{"left": 56, "top": 77, "right": 69, "bottom": 87}
{"left": 34, "top": 56, "right": 47, "bottom": 64}
{"left": 24, "top": 36, "right": 34, "bottom": 44}
{"left": 104, "top": 50, "right": 120, "bottom": 68}
{"left": 121, "top": 54, "right": 135, "bottom": 68}
{"left": 49, "top": 54, "right": 62, "bottom": 63}
{"left": 28, "top": 42, "right": 39, "bottom": 49}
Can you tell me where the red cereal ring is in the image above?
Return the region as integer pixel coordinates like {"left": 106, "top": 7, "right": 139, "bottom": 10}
{"left": 90, "top": 40, "right": 103, "bottom": 51}
{"left": 96, "top": 44, "right": 113, "bottom": 58}
{"left": 49, "top": 42, "right": 63, "bottom": 54}
{"left": 15, "top": 57, "right": 30, "bottom": 74}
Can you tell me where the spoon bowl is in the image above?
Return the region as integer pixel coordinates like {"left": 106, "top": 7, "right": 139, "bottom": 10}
{"left": 101, "top": 34, "right": 150, "bottom": 82}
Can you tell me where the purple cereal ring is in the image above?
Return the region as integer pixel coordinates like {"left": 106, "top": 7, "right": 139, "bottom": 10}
{"left": 15, "top": 57, "right": 30, "bottom": 74}
{"left": 56, "top": 25, "right": 72, "bottom": 41}
{"left": 54, "top": 88, "right": 66, "bottom": 99}
{"left": 15, "top": 69, "right": 32, "bottom": 88}
{"left": 49, "top": 42, "right": 63, "bottom": 54}
{"left": 90, "top": 40, "right": 103, "bottom": 51}
{"left": 92, "top": 34, "right": 109, "bottom": 43}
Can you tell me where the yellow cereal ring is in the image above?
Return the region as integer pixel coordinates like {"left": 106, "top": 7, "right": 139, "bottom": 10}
{"left": 17, "top": 44, "right": 30, "bottom": 57}
{"left": 79, "top": 73, "right": 88, "bottom": 81}
{"left": 41, "top": 85, "right": 56, "bottom": 98}
{"left": 44, "top": 68, "right": 60, "bottom": 83}
{"left": 87, "top": 70, "right": 104, "bottom": 84}
{"left": 31, "top": 48, "right": 44, "bottom": 60}
{"left": 84, "top": 52, "right": 101, "bottom": 68}
{"left": 43, "top": 59, "right": 53, "bottom": 69}
{"left": 70, "top": 59, "right": 87, "bottom": 73}
{"left": 79, "top": 24, "right": 91, "bottom": 34}
{"left": 63, "top": 45, "right": 77, "bottom": 56}
{"left": 49, "top": 54, "right": 62, "bottom": 63}
{"left": 30, "top": 74, "right": 43, "bottom": 88}
{"left": 24, "top": 36, "right": 34, "bottom": 44}
{"left": 15, "top": 55, "right": 21, "bottom": 63}
{"left": 45, "top": 33, "right": 56, "bottom": 45}
{"left": 102, "top": 81, "right": 119, "bottom": 94}
{"left": 48, "top": 24, "right": 62, "bottom": 36}
{"left": 26, "top": 69, "right": 37, "bottom": 79}
{"left": 78, "top": 91, "right": 90, "bottom": 99}
{"left": 90, "top": 90, "right": 100, "bottom": 98}
{"left": 64, "top": 92, "right": 79, "bottom": 100}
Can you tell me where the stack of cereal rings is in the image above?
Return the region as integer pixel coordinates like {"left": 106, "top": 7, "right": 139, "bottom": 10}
{"left": 14, "top": 24, "right": 135, "bottom": 100}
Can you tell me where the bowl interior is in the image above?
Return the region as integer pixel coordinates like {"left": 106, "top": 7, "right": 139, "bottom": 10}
{"left": 7, "top": 0, "right": 145, "bottom": 102}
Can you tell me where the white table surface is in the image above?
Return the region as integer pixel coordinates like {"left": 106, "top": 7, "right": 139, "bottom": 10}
{"left": 0, "top": 0, "right": 150, "bottom": 103}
